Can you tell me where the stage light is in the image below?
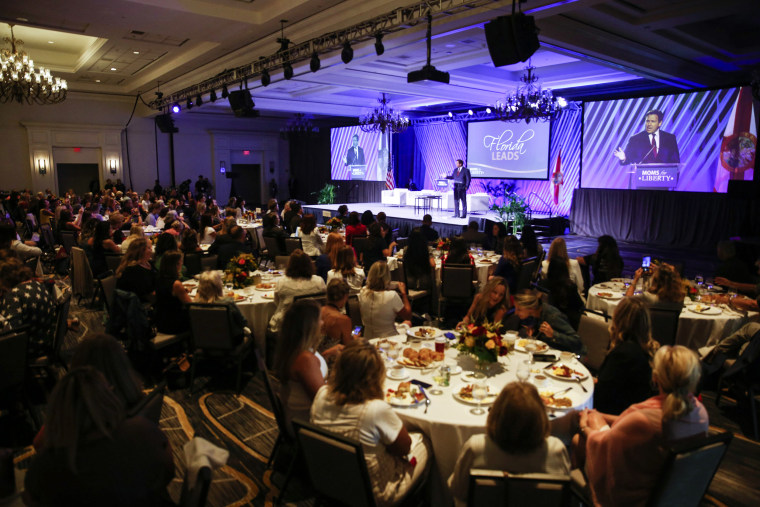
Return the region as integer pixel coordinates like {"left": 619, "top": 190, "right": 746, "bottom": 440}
{"left": 448, "top": 111, "right": 453, "bottom": 117}
{"left": 283, "top": 62, "right": 293, "bottom": 80}
{"left": 186, "top": 98, "right": 192, "bottom": 110}
{"left": 341, "top": 41, "right": 353, "bottom": 64}
{"left": 310, "top": 52, "right": 320, "bottom": 72}
{"left": 210, "top": 89, "right": 217, "bottom": 102}
{"left": 261, "top": 68, "right": 271, "bottom": 86}
{"left": 468, "top": 109, "right": 473, "bottom": 115}
{"left": 196, "top": 94, "right": 203, "bottom": 106}
{"left": 171, "top": 103, "right": 180, "bottom": 114}
{"left": 486, "top": 107, "right": 492, "bottom": 114}
{"left": 221, "top": 84, "right": 229, "bottom": 98}
{"left": 374, "top": 33, "right": 384, "bottom": 56}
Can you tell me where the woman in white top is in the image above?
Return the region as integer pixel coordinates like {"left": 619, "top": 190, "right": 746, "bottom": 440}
{"left": 358, "top": 261, "right": 411, "bottom": 339}
{"left": 449, "top": 382, "right": 571, "bottom": 506}
{"left": 541, "top": 237, "right": 585, "bottom": 301}
{"left": 198, "top": 213, "right": 216, "bottom": 245}
{"left": 327, "top": 245, "right": 365, "bottom": 291}
{"left": 274, "top": 299, "right": 329, "bottom": 428}
{"left": 120, "top": 224, "right": 145, "bottom": 253}
{"left": 268, "top": 249, "right": 326, "bottom": 334}
{"left": 311, "top": 341, "right": 430, "bottom": 507}
{"left": 293, "top": 214, "right": 324, "bottom": 257}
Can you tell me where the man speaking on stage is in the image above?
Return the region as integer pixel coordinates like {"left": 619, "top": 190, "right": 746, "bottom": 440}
{"left": 613, "top": 109, "right": 680, "bottom": 165}
{"left": 344, "top": 134, "right": 366, "bottom": 166}
{"left": 447, "top": 158, "right": 471, "bottom": 218}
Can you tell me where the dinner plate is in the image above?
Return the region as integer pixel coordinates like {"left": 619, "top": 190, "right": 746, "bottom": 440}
{"left": 539, "top": 389, "right": 580, "bottom": 410}
{"left": 260, "top": 292, "right": 275, "bottom": 300}
{"left": 611, "top": 278, "right": 633, "bottom": 284}
{"left": 597, "top": 282, "right": 624, "bottom": 291}
{"left": 233, "top": 294, "right": 246, "bottom": 302}
{"left": 385, "top": 388, "right": 425, "bottom": 407}
{"left": 406, "top": 326, "right": 441, "bottom": 340}
{"left": 514, "top": 339, "right": 549, "bottom": 353}
{"left": 386, "top": 370, "right": 410, "bottom": 381}
{"left": 545, "top": 363, "right": 589, "bottom": 381}
{"left": 595, "top": 291, "right": 623, "bottom": 300}
{"left": 453, "top": 384, "right": 498, "bottom": 406}
{"left": 686, "top": 304, "right": 721, "bottom": 316}
{"left": 397, "top": 357, "right": 443, "bottom": 370}
{"left": 255, "top": 284, "right": 277, "bottom": 291}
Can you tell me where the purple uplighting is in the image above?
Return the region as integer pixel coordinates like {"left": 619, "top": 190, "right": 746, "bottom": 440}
{"left": 171, "top": 103, "right": 180, "bottom": 114}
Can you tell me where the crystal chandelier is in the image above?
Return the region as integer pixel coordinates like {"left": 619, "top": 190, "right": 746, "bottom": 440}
{"left": 359, "top": 93, "right": 409, "bottom": 134}
{"left": 281, "top": 113, "right": 319, "bottom": 135}
{"left": 0, "top": 25, "right": 67, "bottom": 105}
{"left": 494, "top": 66, "right": 564, "bottom": 123}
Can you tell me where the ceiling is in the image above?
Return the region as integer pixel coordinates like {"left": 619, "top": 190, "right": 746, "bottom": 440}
{"left": 1, "top": 0, "right": 759, "bottom": 120}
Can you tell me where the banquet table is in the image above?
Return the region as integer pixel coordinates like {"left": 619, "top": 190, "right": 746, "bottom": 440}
{"left": 374, "top": 333, "right": 593, "bottom": 504}
{"left": 387, "top": 250, "right": 498, "bottom": 288}
{"left": 587, "top": 282, "right": 759, "bottom": 350}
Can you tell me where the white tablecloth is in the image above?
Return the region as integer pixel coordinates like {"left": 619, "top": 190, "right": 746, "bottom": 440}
{"left": 587, "top": 283, "right": 759, "bottom": 349}
{"left": 375, "top": 334, "right": 593, "bottom": 503}
{"left": 388, "top": 252, "right": 498, "bottom": 288}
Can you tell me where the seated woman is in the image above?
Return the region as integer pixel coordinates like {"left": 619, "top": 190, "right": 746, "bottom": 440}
{"left": 310, "top": 341, "right": 431, "bottom": 507}
{"left": 443, "top": 236, "right": 474, "bottom": 266}
{"left": 115, "top": 237, "right": 157, "bottom": 303}
{"left": 294, "top": 213, "right": 324, "bottom": 257}
{"left": 359, "top": 261, "right": 412, "bottom": 339}
{"left": 321, "top": 278, "right": 353, "bottom": 356}
{"left": 459, "top": 276, "right": 511, "bottom": 328}
{"left": 179, "top": 227, "right": 201, "bottom": 254}
{"left": 577, "top": 235, "right": 623, "bottom": 285}
{"left": 198, "top": 213, "right": 216, "bottom": 245}
{"left": 449, "top": 382, "right": 571, "bottom": 506}
{"left": 274, "top": 300, "right": 327, "bottom": 427}
{"left": 511, "top": 290, "right": 583, "bottom": 354}
{"left": 538, "top": 258, "right": 585, "bottom": 330}
{"left": 492, "top": 236, "right": 522, "bottom": 294}
{"left": 541, "top": 237, "right": 585, "bottom": 301}
{"left": 268, "top": 249, "right": 326, "bottom": 335}
{"left": 344, "top": 211, "right": 367, "bottom": 246}
{"left": 194, "top": 270, "right": 249, "bottom": 345}
{"left": 594, "top": 297, "right": 657, "bottom": 415}
{"left": 24, "top": 367, "right": 175, "bottom": 507}
{"left": 361, "top": 223, "right": 396, "bottom": 273}
{"left": 87, "top": 220, "right": 121, "bottom": 278}
{"left": 402, "top": 230, "right": 436, "bottom": 293}
{"left": 578, "top": 345, "right": 708, "bottom": 506}
{"left": 625, "top": 263, "right": 685, "bottom": 309}
{"left": 315, "top": 232, "right": 344, "bottom": 282}
{"left": 490, "top": 222, "right": 507, "bottom": 254}
{"left": 120, "top": 224, "right": 144, "bottom": 253}
{"left": 327, "top": 245, "right": 366, "bottom": 291}
{"left": 153, "top": 232, "right": 178, "bottom": 272}
{"left": 153, "top": 251, "right": 191, "bottom": 334}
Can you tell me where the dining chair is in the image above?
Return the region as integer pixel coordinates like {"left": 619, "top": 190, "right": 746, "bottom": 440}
{"left": 346, "top": 294, "right": 362, "bottom": 328}
{"left": 0, "top": 327, "right": 32, "bottom": 422}
{"left": 126, "top": 380, "right": 167, "bottom": 425}
{"left": 59, "top": 231, "right": 78, "bottom": 256}
{"left": 70, "top": 246, "right": 95, "bottom": 304}
{"left": 516, "top": 256, "right": 539, "bottom": 292}
{"left": 715, "top": 327, "right": 760, "bottom": 439}
{"left": 648, "top": 303, "right": 682, "bottom": 346}
{"left": 275, "top": 255, "right": 290, "bottom": 270}
{"left": 292, "top": 291, "right": 327, "bottom": 306}
{"left": 183, "top": 253, "right": 202, "bottom": 277}
{"left": 263, "top": 236, "right": 285, "bottom": 259}
{"left": 284, "top": 237, "right": 303, "bottom": 255}
{"left": 30, "top": 291, "right": 72, "bottom": 377}
{"left": 439, "top": 263, "right": 476, "bottom": 318}
{"left": 187, "top": 303, "right": 253, "bottom": 394}
{"left": 39, "top": 222, "right": 57, "bottom": 252}
{"left": 577, "top": 308, "right": 611, "bottom": 373}
{"left": 178, "top": 465, "right": 212, "bottom": 507}
{"left": 200, "top": 254, "right": 218, "bottom": 272}
{"left": 468, "top": 470, "right": 571, "bottom": 507}
{"left": 291, "top": 418, "right": 377, "bottom": 507}
{"left": 104, "top": 253, "right": 123, "bottom": 273}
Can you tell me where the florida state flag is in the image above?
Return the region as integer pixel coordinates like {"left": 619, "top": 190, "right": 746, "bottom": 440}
{"left": 551, "top": 149, "right": 563, "bottom": 205}
{"left": 714, "top": 86, "right": 756, "bottom": 192}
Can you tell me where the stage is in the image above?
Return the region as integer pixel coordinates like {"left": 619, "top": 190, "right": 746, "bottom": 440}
{"left": 303, "top": 202, "right": 553, "bottom": 239}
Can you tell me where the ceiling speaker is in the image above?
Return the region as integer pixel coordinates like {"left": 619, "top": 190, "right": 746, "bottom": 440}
{"left": 485, "top": 14, "right": 540, "bottom": 67}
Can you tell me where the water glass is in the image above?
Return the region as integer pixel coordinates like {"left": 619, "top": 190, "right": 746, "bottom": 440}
{"left": 470, "top": 374, "right": 488, "bottom": 415}
{"left": 516, "top": 360, "right": 531, "bottom": 383}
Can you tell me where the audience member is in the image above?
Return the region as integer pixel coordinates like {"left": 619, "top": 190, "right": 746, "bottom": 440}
{"left": 359, "top": 261, "right": 411, "bottom": 339}
{"left": 268, "top": 249, "right": 326, "bottom": 335}
{"left": 327, "top": 245, "right": 365, "bottom": 291}
{"left": 541, "top": 237, "right": 585, "bottom": 300}
{"left": 418, "top": 214, "right": 439, "bottom": 242}
{"left": 511, "top": 290, "right": 583, "bottom": 354}
{"left": 459, "top": 276, "right": 511, "bottom": 328}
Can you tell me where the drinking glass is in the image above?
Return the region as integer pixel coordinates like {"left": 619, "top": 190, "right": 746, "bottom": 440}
{"left": 224, "top": 282, "right": 233, "bottom": 295}
{"left": 386, "top": 343, "right": 400, "bottom": 364}
{"left": 695, "top": 274, "right": 704, "bottom": 286}
{"left": 524, "top": 338, "right": 537, "bottom": 364}
{"left": 470, "top": 375, "right": 488, "bottom": 415}
{"left": 516, "top": 360, "right": 531, "bottom": 383}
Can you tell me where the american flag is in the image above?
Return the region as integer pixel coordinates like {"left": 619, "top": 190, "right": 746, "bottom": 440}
{"left": 382, "top": 131, "right": 395, "bottom": 189}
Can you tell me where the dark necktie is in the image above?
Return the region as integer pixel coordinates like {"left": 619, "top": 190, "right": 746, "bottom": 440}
{"left": 651, "top": 134, "right": 658, "bottom": 159}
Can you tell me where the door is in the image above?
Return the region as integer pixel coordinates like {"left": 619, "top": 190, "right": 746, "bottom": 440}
{"left": 57, "top": 163, "right": 100, "bottom": 196}
{"left": 230, "top": 163, "right": 262, "bottom": 205}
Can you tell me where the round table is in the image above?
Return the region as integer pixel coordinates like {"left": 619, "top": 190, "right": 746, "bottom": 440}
{"left": 387, "top": 251, "right": 499, "bottom": 287}
{"left": 587, "top": 281, "right": 758, "bottom": 349}
{"left": 374, "top": 334, "right": 593, "bottom": 504}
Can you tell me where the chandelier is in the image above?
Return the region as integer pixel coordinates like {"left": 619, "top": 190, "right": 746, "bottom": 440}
{"left": 494, "top": 66, "right": 564, "bottom": 123}
{"left": 281, "top": 113, "right": 319, "bottom": 136}
{"left": 359, "top": 93, "right": 409, "bottom": 134}
{"left": 0, "top": 25, "right": 67, "bottom": 105}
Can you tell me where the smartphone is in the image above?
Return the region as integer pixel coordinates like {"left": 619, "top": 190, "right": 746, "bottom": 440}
{"left": 642, "top": 256, "right": 651, "bottom": 272}
{"left": 352, "top": 326, "right": 363, "bottom": 336}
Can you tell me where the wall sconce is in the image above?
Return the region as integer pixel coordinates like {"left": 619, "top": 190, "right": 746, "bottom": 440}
{"left": 37, "top": 158, "right": 47, "bottom": 175}
{"left": 219, "top": 160, "right": 226, "bottom": 174}
{"left": 109, "top": 159, "right": 118, "bottom": 174}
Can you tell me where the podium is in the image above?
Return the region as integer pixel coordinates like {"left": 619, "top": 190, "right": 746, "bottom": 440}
{"left": 629, "top": 163, "right": 680, "bottom": 190}
{"left": 349, "top": 164, "right": 368, "bottom": 180}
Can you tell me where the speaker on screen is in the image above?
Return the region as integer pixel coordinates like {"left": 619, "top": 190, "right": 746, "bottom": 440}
{"left": 485, "top": 14, "right": 540, "bottom": 67}
{"left": 228, "top": 90, "right": 258, "bottom": 117}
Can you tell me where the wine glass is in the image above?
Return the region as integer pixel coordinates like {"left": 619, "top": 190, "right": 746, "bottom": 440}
{"left": 516, "top": 360, "right": 531, "bottom": 383}
{"left": 224, "top": 282, "right": 234, "bottom": 296}
{"left": 470, "top": 376, "right": 488, "bottom": 415}
{"left": 386, "top": 343, "right": 400, "bottom": 364}
{"left": 524, "top": 338, "right": 537, "bottom": 364}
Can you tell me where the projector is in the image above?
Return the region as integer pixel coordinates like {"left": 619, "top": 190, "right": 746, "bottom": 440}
{"left": 407, "top": 65, "right": 450, "bottom": 84}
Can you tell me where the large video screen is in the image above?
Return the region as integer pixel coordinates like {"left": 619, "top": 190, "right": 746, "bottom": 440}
{"left": 582, "top": 86, "right": 756, "bottom": 192}
{"left": 330, "top": 127, "right": 387, "bottom": 181}
{"left": 466, "top": 120, "right": 551, "bottom": 179}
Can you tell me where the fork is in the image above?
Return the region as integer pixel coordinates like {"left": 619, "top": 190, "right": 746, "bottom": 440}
{"left": 424, "top": 396, "right": 431, "bottom": 414}
{"left": 574, "top": 376, "right": 588, "bottom": 392}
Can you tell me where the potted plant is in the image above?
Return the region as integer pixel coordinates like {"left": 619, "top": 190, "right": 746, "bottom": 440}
{"left": 317, "top": 183, "right": 337, "bottom": 204}
{"left": 486, "top": 181, "right": 529, "bottom": 235}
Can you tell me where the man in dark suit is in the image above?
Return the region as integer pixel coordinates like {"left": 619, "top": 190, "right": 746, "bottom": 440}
{"left": 614, "top": 109, "right": 680, "bottom": 165}
{"left": 447, "top": 159, "right": 471, "bottom": 218}
{"left": 418, "top": 214, "right": 439, "bottom": 242}
{"left": 344, "top": 134, "right": 365, "bottom": 166}
{"left": 215, "top": 226, "right": 251, "bottom": 269}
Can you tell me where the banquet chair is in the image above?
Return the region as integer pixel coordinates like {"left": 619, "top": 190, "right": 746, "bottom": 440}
{"left": 126, "top": 380, "right": 166, "bottom": 425}
{"left": 577, "top": 309, "right": 611, "bottom": 373}
{"left": 98, "top": 274, "right": 118, "bottom": 316}
{"left": 39, "top": 223, "right": 57, "bottom": 252}
{"left": 183, "top": 253, "right": 203, "bottom": 277}
{"left": 275, "top": 256, "right": 290, "bottom": 270}
{"left": 254, "top": 349, "right": 298, "bottom": 503}
{"left": 262, "top": 237, "right": 284, "bottom": 266}
{"left": 60, "top": 231, "right": 78, "bottom": 255}
{"left": 104, "top": 253, "right": 123, "bottom": 273}
{"left": 200, "top": 254, "right": 218, "bottom": 272}
{"left": 647, "top": 430, "right": 732, "bottom": 507}
{"left": 516, "top": 257, "right": 539, "bottom": 292}
{"left": 178, "top": 465, "right": 212, "bottom": 507}
{"left": 187, "top": 303, "right": 253, "bottom": 394}
{"left": 291, "top": 418, "right": 377, "bottom": 507}
{"left": 648, "top": 303, "right": 682, "bottom": 346}
{"left": 70, "top": 246, "right": 95, "bottom": 304}
{"left": 0, "top": 327, "right": 34, "bottom": 424}
{"left": 30, "top": 291, "right": 72, "bottom": 376}
{"left": 346, "top": 295, "right": 362, "bottom": 328}
{"left": 284, "top": 237, "right": 303, "bottom": 255}
{"left": 398, "top": 260, "right": 433, "bottom": 314}
{"left": 292, "top": 292, "right": 327, "bottom": 306}
{"left": 468, "top": 470, "right": 571, "bottom": 507}
{"left": 715, "top": 328, "right": 760, "bottom": 439}
{"left": 439, "top": 264, "right": 477, "bottom": 318}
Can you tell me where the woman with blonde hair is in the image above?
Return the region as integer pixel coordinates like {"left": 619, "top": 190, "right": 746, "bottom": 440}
{"left": 115, "top": 237, "right": 156, "bottom": 302}
{"left": 512, "top": 289, "right": 582, "bottom": 353}
{"left": 194, "top": 270, "right": 249, "bottom": 344}
{"left": 327, "top": 245, "right": 365, "bottom": 291}
{"left": 310, "top": 341, "right": 430, "bottom": 507}
{"left": 625, "top": 262, "right": 685, "bottom": 304}
{"left": 459, "top": 276, "right": 511, "bottom": 328}
{"left": 120, "top": 224, "right": 144, "bottom": 253}
{"left": 449, "top": 382, "right": 570, "bottom": 505}
{"left": 358, "top": 261, "right": 411, "bottom": 339}
{"left": 315, "top": 231, "right": 344, "bottom": 281}
{"left": 579, "top": 345, "right": 708, "bottom": 506}
{"left": 541, "top": 237, "right": 584, "bottom": 299}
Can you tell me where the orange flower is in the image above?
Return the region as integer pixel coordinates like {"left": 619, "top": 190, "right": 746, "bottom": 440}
{"left": 485, "top": 339, "right": 495, "bottom": 349}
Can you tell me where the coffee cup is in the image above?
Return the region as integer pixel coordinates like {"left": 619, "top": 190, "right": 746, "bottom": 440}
{"left": 390, "top": 364, "right": 407, "bottom": 379}
{"left": 533, "top": 374, "right": 548, "bottom": 388}
{"left": 560, "top": 351, "right": 574, "bottom": 363}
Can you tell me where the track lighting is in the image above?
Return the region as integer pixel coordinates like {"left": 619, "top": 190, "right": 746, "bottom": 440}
{"left": 196, "top": 94, "right": 203, "bottom": 106}
{"left": 261, "top": 69, "right": 271, "bottom": 86}
{"left": 221, "top": 84, "right": 229, "bottom": 98}
{"left": 186, "top": 98, "right": 192, "bottom": 110}
{"left": 341, "top": 41, "right": 353, "bottom": 64}
{"left": 210, "top": 89, "right": 217, "bottom": 102}
{"left": 283, "top": 62, "right": 293, "bottom": 80}
{"left": 374, "top": 33, "right": 384, "bottom": 56}
{"left": 310, "top": 52, "right": 320, "bottom": 72}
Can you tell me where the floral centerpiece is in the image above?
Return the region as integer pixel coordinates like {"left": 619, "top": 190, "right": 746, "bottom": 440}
{"left": 436, "top": 237, "right": 452, "bottom": 251}
{"left": 325, "top": 216, "right": 343, "bottom": 232}
{"left": 224, "top": 253, "right": 258, "bottom": 289}
{"left": 456, "top": 321, "right": 508, "bottom": 365}
{"left": 682, "top": 279, "right": 698, "bottom": 301}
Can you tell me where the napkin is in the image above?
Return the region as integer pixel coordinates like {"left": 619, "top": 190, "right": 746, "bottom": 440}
{"left": 183, "top": 437, "right": 229, "bottom": 489}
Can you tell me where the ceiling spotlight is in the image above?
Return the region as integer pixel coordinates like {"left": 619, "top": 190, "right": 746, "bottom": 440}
{"left": 486, "top": 107, "right": 492, "bottom": 114}
{"left": 186, "top": 98, "right": 192, "bottom": 110}
{"left": 171, "top": 103, "right": 180, "bottom": 114}
{"left": 210, "top": 89, "right": 217, "bottom": 102}
{"left": 261, "top": 69, "right": 271, "bottom": 87}
{"left": 221, "top": 84, "right": 229, "bottom": 98}
{"left": 196, "top": 94, "right": 203, "bottom": 106}
{"left": 310, "top": 52, "right": 320, "bottom": 73}
{"left": 341, "top": 41, "right": 353, "bottom": 64}
{"left": 448, "top": 111, "right": 453, "bottom": 117}
{"left": 374, "top": 33, "right": 384, "bottom": 56}
{"left": 283, "top": 62, "right": 293, "bottom": 80}
{"left": 468, "top": 109, "right": 473, "bottom": 115}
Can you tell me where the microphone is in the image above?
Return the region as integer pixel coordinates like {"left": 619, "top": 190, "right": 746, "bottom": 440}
{"left": 638, "top": 144, "right": 655, "bottom": 165}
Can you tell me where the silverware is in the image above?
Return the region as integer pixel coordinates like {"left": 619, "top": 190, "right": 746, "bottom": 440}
{"left": 574, "top": 376, "right": 588, "bottom": 392}
{"left": 549, "top": 386, "right": 573, "bottom": 397}
{"left": 418, "top": 386, "right": 431, "bottom": 413}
